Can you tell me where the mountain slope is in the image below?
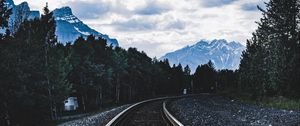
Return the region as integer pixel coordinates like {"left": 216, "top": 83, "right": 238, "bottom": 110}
{"left": 2, "top": 0, "right": 118, "bottom": 46}
{"left": 160, "top": 39, "right": 245, "bottom": 72}
{"left": 4, "top": 0, "right": 39, "bottom": 34}
{"left": 53, "top": 7, "right": 118, "bottom": 46}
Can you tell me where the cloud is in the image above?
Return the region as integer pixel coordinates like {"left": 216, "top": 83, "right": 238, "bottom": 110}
{"left": 119, "top": 36, "right": 184, "bottom": 58}
{"left": 240, "top": 2, "right": 266, "bottom": 11}
{"left": 64, "top": 1, "right": 111, "bottom": 19}
{"left": 241, "top": 3, "right": 258, "bottom": 11}
{"left": 165, "top": 20, "right": 186, "bottom": 30}
{"left": 200, "top": 0, "right": 238, "bottom": 7}
{"left": 124, "top": 40, "right": 166, "bottom": 58}
{"left": 15, "top": 0, "right": 267, "bottom": 57}
{"left": 64, "top": 0, "right": 130, "bottom": 20}
{"left": 135, "top": 1, "right": 171, "bottom": 15}
{"left": 112, "top": 19, "right": 157, "bottom": 31}
{"left": 110, "top": 17, "right": 185, "bottom": 32}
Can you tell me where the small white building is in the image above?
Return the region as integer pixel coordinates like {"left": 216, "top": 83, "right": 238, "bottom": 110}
{"left": 64, "top": 97, "right": 79, "bottom": 111}
{"left": 183, "top": 89, "right": 187, "bottom": 95}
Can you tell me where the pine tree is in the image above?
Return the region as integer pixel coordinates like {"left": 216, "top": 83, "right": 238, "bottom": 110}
{"left": 0, "top": 35, "right": 17, "bottom": 125}
{"left": 193, "top": 61, "right": 217, "bottom": 93}
{"left": 0, "top": 0, "right": 12, "bottom": 29}
{"left": 47, "top": 43, "right": 72, "bottom": 119}
{"left": 0, "top": 0, "right": 12, "bottom": 40}
{"left": 239, "top": 0, "right": 300, "bottom": 99}
{"left": 183, "top": 65, "right": 191, "bottom": 92}
{"left": 260, "top": 0, "right": 299, "bottom": 97}
{"left": 111, "top": 47, "right": 128, "bottom": 104}
{"left": 41, "top": 3, "right": 63, "bottom": 120}
{"left": 1, "top": 3, "right": 72, "bottom": 124}
{"left": 69, "top": 36, "right": 94, "bottom": 111}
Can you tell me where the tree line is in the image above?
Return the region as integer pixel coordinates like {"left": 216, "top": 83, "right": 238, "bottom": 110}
{"left": 239, "top": 0, "right": 300, "bottom": 100}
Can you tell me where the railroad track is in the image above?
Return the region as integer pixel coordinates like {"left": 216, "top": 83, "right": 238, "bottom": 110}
{"left": 105, "top": 97, "right": 183, "bottom": 126}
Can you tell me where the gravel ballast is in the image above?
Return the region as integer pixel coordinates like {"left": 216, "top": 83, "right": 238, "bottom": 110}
{"left": 168, "top": 95, "right": 300, "bottom": 126}
{"left": 58, "top": 104, "right": 130, "bottom": 126}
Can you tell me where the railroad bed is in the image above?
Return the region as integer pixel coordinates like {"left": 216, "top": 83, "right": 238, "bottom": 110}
{"left": 106, "top": 96, "right": 185, "bottom": 126}
{"left": 117, "top": 100, "right": 169, "bottom": 126}
{"left": 168, "top": 95, "right": 300, "bottom": 126}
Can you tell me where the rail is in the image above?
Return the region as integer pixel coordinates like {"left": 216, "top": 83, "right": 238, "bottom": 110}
{"left": 105, "top": 95, "right": 199, "bottom": 126}
{"left": 163, "top": 101, "right": 184, "bottom": 126}
{"left": 105, "top": 97, "right": 168, "bottom": 126}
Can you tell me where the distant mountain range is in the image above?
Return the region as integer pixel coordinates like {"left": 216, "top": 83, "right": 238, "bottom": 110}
{"left": 2, "top": 0, "right": 118, "bottom": 46}
{"left": 160, "top": 39, "right": 245, "bottom": 72}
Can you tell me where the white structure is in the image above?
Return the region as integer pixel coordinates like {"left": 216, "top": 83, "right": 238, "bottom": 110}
{"left": 183, "top": 89, "right": 187, "bottom": 95}
{"left": 64, "top": 97, "right": 79, "bottom": 111}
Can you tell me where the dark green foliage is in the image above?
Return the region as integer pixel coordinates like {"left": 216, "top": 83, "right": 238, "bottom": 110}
{"left": 193, "top": 60, "right": 217, "bottom": 93}
{"left": 0, "top": 5, "right": 71, "bottom": 126}
{"left": 0, "top": 0, "right": 12, "bottom": 29}
{"left": 239, "top": 39, "right": 266, "bottom": 99}
{"left": 216, "top": 69, "right": 238, "bottom": 93}
{"left": 239, "top": 0, "right": 300, "bottom": 99}
{"left": 183, "top": 65, "right": 191, "bottom": 92}
{"left": 67, "top": 36, "right": 191, "bottom": 110}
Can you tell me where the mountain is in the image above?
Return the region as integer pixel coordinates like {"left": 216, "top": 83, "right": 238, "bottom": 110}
{"left": 53, "top": 7, "right": 118, "bottom": 46}
{"left": 27, "top": 11, "right": 40, "bottom": 20}
{"left": 160, "top": 39, "right": 245, "bottom": 72}
{"left": 1, "top": 0, "right": 40, "bottom": 34}
{"left": 2, "top": 0, "right": 118, "bottom": 46}
{"left": 5, "top": 1, "right": 39, "bottom": 34}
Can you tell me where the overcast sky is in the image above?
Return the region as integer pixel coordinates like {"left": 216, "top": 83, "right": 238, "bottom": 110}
{"left": 14, "top": 0, "right": 267, "bottom": 57}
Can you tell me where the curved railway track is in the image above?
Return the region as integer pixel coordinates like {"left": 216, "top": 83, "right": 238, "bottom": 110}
{"left": 105, "top": 97, "right": 183, "bottom": 126}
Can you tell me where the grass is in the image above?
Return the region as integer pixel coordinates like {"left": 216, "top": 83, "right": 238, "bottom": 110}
{"left": 257, "top": 97, "right": 300, "bottom": 110}
{"left": 217, "top": 89, "right": 300, "bottom": 110}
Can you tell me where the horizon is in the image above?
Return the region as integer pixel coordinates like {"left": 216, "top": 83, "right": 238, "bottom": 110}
{"left": 13, "top": 0, "right": 267, "bottom": 57}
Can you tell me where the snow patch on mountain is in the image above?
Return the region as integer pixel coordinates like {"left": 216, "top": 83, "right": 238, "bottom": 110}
{"left": 160, "top": 39, "right": 245, "bottom": 72}
{"left": 74, "top": 27, "right": 90, "bottom": 36}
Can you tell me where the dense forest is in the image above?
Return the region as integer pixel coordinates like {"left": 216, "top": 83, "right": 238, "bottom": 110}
{"left": 239, "top": 0, "right": 300, "bottom": 99}
{"left": 0, "top": 0, "right": 299, "bottom": 125}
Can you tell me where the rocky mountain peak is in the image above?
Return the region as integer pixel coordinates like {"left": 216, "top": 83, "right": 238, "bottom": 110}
{"left": 5, "top": 0, "right": 15, "bottom": 6}
{"left": 53, "top": 6, "right": 73, "bottom": 17}
{"left": 160, "top": 39, "right": 245, "bottom": 72}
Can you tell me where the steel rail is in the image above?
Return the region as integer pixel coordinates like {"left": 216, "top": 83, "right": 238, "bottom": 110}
{"left": 105, "top": 94, "right": 203, "bottom": 126}
{"left": 163, "top": 101, "right": 184, "bottom": 126}
{"left": 105, "top": 97, "right": 168, "bottom": 126}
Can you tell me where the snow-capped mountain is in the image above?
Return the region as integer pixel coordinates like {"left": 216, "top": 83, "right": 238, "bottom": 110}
{"left": 2, "top": 0, "right": 118, "bottom": 46}
{"left": 53, "top": 7, "right": 118, "bottom": 46}
{"left": 4, "top": 0, "right": 39, "bottom": 34}
{"left": 160, "top": 39, "right": 245, "bottom": 72}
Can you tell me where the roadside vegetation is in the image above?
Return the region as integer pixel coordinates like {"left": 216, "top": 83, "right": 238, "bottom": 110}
{"left": 218, "top": 91, "right": 300, "bottom": 110}
{"left": 239, "top": 96, "right": 300, "bottom": 111}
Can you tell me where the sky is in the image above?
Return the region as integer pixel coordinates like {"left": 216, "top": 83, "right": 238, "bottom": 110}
{"left": 14, "top": 0, "right": 267, "bottom": 58}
